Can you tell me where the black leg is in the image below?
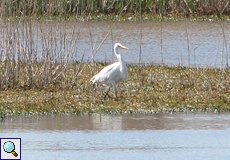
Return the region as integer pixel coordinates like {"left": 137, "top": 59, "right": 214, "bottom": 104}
{"left": 103, "top": 86, "right": 112, "bottom": 100}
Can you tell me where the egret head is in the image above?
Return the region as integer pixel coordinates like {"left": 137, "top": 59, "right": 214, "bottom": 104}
{"left": 114, "top": 43, "right": 129, "bottom": 51}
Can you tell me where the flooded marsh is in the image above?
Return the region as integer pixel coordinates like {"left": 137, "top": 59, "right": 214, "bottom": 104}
{"left": 1, "top": 3, "right": 230, "bottom": 160}
{"left": 0, "top": 20, "right": 230, "bottom": 115}
{"left": 0, "top": 11, "right": 230, "bottom": 160}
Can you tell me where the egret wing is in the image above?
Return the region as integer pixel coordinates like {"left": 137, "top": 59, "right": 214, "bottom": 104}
{"left": 91, "top": 62, "right": 120, "bottom": 84}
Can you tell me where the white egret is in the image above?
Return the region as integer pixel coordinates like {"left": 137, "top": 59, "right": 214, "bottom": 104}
{"left": 91, "top": 43, "right": 129, "bottom": 100}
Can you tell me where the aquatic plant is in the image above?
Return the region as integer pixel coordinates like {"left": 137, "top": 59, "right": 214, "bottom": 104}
{"left": 0, "top": 0, "right": 230, "bottom": 20}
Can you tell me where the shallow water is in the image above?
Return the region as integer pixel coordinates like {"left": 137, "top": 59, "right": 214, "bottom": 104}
{"left": 1, "top": 21, "right": 230, "bottom": 68}
{"left": 1, "top": 113, "right": 230, "bottom": 160}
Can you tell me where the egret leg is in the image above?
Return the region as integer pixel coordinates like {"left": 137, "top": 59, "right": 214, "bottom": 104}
{"left": 103, "top": 86, "right": 112, "bottom": 100}
{"left": 112, "top": 84, "right": 118, "bottom": 101}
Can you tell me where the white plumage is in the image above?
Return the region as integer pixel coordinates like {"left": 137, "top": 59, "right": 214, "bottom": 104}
{"left": 91, "top": 43, "right": 129, "bottom": 100}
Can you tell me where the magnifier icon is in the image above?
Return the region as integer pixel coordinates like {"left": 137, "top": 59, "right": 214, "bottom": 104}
{"left": 3, "top": 141, "right": 18, "bottom": 157}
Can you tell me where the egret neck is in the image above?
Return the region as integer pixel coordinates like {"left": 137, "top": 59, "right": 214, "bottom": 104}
{"left": 114, "top": 46, "right": 126, "bottom": 71}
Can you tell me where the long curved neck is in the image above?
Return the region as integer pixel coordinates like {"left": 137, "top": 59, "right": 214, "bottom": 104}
{"left": 114, "top": 47, "right": 125, "bottom": 65}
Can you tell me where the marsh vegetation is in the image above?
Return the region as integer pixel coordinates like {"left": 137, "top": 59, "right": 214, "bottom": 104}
{"left": 1, "top": 0, "right": 230, "bottom": 20}
{"left": 1, "top": 62, "right": 230, "bottom": 116}
{"left": 0, "top": 2, "right": 230, "bottom": 117}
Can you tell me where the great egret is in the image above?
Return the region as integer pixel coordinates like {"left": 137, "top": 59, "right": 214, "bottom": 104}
{"left": 91, "top": 43, "right": 129, "bottom": 100}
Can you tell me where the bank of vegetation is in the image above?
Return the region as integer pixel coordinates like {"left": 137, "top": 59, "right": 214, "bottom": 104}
{"left": 0, "top": 0, "right": 230, "bottom": 20}
{"left": 1, "top": 63, "right": 230, "bottom": 117}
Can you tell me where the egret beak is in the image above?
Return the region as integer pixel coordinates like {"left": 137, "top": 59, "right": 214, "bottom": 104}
{"left": 120, "top": 45, "right": 129, "bottom": 50}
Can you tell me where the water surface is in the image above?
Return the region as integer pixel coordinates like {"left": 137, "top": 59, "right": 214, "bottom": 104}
{"left": 1, "top": 113, "right": 230, "bottom": 160}
{"left": 1, "top": 21, "right": 230, "bottom": 67}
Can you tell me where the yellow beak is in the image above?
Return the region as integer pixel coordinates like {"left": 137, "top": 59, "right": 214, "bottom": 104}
{"left": 120, "top": 45, "right": 129, "bottom": 50}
